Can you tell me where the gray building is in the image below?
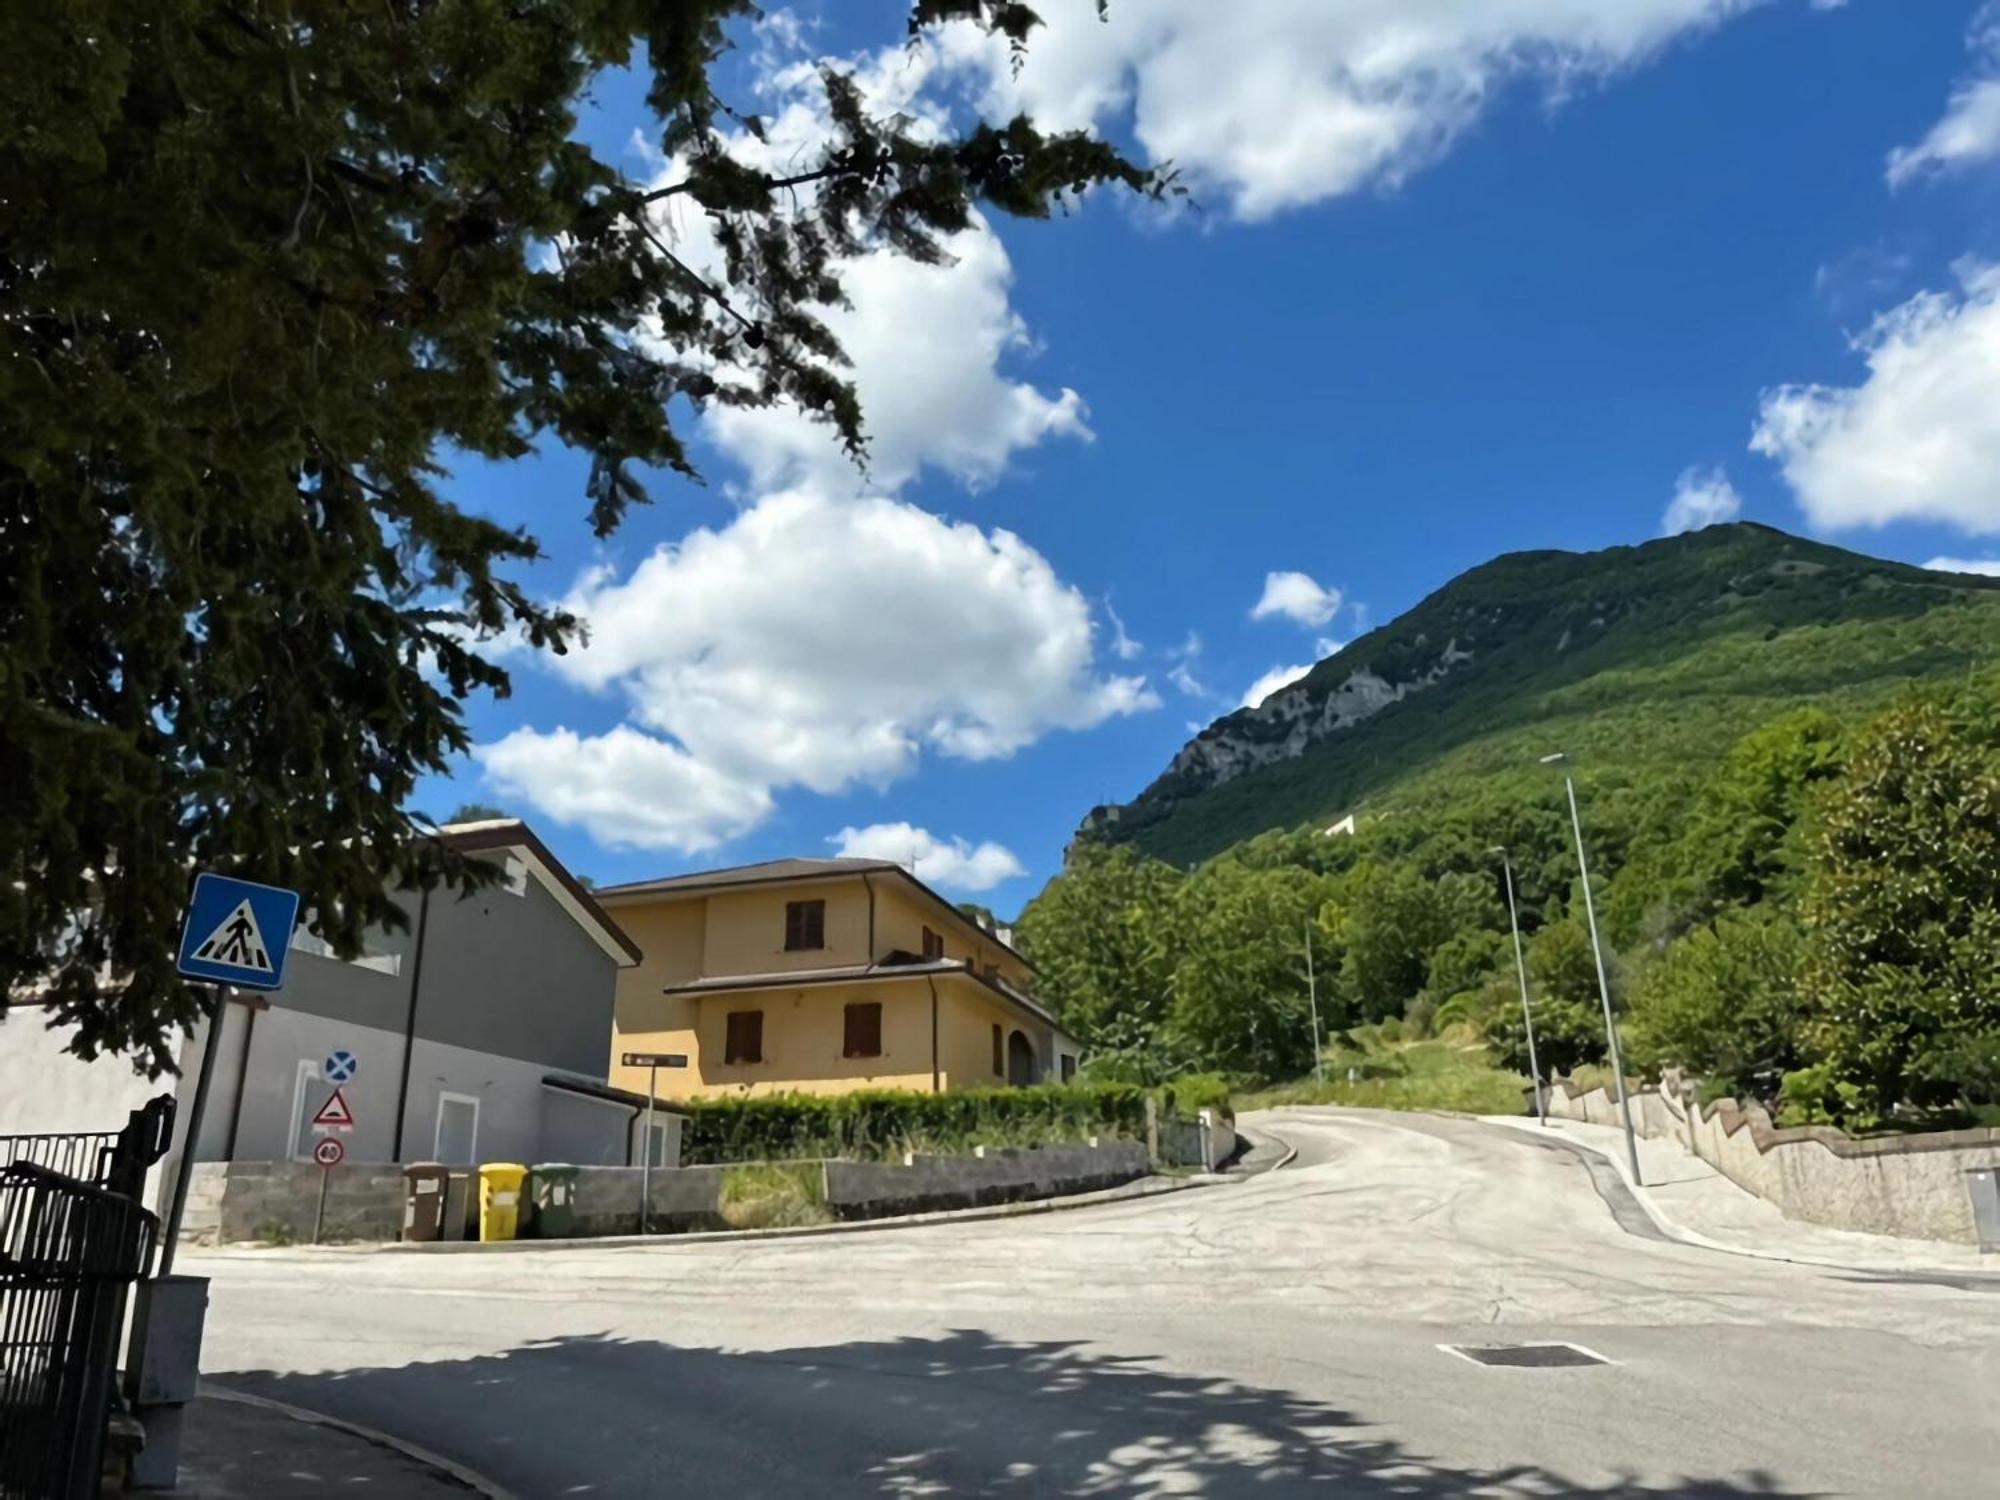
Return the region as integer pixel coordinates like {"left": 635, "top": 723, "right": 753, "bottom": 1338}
{"left": 2, "top": 820, "right": 669, "bottom": 1198}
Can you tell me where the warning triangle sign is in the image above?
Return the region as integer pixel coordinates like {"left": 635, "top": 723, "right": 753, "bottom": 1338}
{"left": 190, "top": 898, "right": 274, "bottom": 974}
{"left": 311, "top": 1087, "right": 355, "bottom": 1131}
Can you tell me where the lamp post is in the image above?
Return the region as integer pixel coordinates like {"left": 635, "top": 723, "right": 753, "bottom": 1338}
{"left": 1539, "top": 753, "right": 1641, "bottom": 1184}
{"left": 1487, "top": 847, "right": 1545, "bottom": 1126}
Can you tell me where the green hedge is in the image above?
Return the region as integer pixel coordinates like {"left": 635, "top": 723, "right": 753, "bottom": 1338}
{"left": 681, "top": 1083, "right": 1173, "bottom": 1166}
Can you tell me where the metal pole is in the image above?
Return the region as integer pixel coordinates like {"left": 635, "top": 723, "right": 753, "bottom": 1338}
{"left": 1565, "top": 775, "right": 1641, "bottom": 1184}
{"left": 640, "top": 1061, "right": 657, "bottom": 1235}
{"left": 312, "top": 1164, "right": 329, "bottom": 1246}
{"left": 158, "top": 985, "right": 226, "bottom": 1277}
{"left": 1498, "top": 853, "right": 1545, "bottom": 1126}
{"left": 1304, "top": 920, "right": 1323, "bottom": 1086}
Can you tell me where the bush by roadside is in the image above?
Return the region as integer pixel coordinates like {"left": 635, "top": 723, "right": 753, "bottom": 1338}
{"left": 680, "top": 1083, "right": 1146, "bottom": 1165}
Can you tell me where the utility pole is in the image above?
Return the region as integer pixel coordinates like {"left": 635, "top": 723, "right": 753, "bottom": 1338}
{"left": 1304, "top": 920, "right": 1323, "bottom": 1086}
{"left": 1541, "top": 753, "right": 1641, "bottom": 1184}
{"left": 1490, "top": 848, "right": 1545, "bottom": 1126}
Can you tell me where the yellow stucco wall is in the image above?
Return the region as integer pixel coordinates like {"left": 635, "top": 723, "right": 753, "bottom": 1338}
{"left": 873, "top": 882, "right": 1032, "bottom": 986}
{"left": 606, "top": 898, "right": 708, "bottom": 1096}
{"left": 688, "top": 977, "right": 938, "bottom": 1097}
{"left": 604, "top": 872, "right": 1047, "bottom": 1099}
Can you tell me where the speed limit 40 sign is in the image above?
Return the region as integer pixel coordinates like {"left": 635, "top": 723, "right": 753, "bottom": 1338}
{"left": 312, "top": 1136, "right": 345, "bottom": 1169}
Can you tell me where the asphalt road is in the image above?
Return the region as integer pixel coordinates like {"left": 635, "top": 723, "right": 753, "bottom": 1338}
{"left": 188, "top": 1109, "right": 2000, "bottom": 1497}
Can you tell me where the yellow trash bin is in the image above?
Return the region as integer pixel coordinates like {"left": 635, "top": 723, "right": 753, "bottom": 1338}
{"left": 478, "top": 1163, "right": 528, "bottom": 1242}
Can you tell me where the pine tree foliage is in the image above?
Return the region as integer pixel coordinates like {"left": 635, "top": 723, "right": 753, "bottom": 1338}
{"left": 0, "top": 1, "right": 1162, "bottom": 1067}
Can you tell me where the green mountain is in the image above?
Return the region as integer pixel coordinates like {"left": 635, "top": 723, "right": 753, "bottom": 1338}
{"left": 1078, "top": 524, "right": 2000, "bottom": 868}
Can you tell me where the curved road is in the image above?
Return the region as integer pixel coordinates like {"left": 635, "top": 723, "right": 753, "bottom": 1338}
{"left": 189, "top": 1109, "right": 2000, "bottom": 1496}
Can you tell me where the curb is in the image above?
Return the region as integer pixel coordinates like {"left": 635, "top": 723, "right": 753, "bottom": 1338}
{"left": 199, "top": 1385, "right": 516, "bottom": 1499}
{"left": 259, "top": 1173, "right": 1226, "bottom": 1256}
{"left": 1484, "top": 1116, "right": 2000, "bottom": 1282}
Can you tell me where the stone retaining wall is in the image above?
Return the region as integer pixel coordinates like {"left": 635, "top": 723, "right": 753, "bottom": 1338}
{"left": 1546, "top": 1071, "right": 2000, "bottom": 1245}
{"left": 182, "top": 1161, "right": 405, "bottom": 1245}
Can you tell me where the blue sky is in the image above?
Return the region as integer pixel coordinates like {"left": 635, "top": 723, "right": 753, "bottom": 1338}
{"left": 420, "top": 1, "right": 2000, "bottom": 909}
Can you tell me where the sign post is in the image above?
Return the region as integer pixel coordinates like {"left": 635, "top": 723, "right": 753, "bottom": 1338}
{"left": 162, "top": 873, "right": 302, "bottom": 1273}
{"left": 311, "top": 1136, "right": 345, "bottom": 1245}
{"left": 621, "top": 1052, "right": 687, "bottom": 1235}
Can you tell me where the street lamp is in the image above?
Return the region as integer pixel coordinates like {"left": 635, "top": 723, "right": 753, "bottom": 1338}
{"left": 1539, "top": 752, "right": 1641, "bottom": 1185}
{"left": 1487, "top": 847, "right": 1545, "bottom": 1126}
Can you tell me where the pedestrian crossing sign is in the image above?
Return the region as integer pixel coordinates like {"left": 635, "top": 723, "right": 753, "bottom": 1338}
{"left": 177, "top": 873, "right": 301, "bottom": 991}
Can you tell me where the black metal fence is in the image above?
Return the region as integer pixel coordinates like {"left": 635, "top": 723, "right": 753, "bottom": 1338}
{"left": 0, "top": 1099, "right": 173, "bottom": 1500}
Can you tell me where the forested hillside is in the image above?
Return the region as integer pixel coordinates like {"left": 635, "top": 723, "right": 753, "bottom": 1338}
{"left": 1078, "top": 524, "right": 2000, "bottom": 867}
{"left": 1024, "top": 526, "right": 2000, "bottom": 1129}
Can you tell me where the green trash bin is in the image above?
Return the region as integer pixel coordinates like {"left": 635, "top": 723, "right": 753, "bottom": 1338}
{"left": 527, "top": 1163, "right": 579, "bottom": 1239}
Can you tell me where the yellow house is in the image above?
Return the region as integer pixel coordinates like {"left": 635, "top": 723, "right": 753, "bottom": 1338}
{"left": 596, "top": 858, "right": 1081, "bottom": 1100}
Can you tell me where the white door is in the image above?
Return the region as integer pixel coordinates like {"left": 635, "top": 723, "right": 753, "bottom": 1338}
{"left": 434, "top": 1093, "right": 479, "bottom": 1166}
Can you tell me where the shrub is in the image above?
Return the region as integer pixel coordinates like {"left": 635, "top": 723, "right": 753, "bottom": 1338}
{"left": 680, "top": 1083, "right": 1154, "bottom": 1165}
{"left": 1159, "top": 1072, "right": 1234, "bottom": 1122}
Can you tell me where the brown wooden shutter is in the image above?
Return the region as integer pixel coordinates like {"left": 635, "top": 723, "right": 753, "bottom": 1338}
{"left": 991, "top": 1022, "right": 1003, "bottom": 1076}
{"left": 785, "top": 899, "right": 825, "bottom": 951}
{"left": 843, "top": 1002, "right": 882, "bottom": 1058}
{"left": 726, "top": 1009, "right": 764, "bottom": 1064}
{"left": 921, "top": 926, "right": 943, "bottom": 960}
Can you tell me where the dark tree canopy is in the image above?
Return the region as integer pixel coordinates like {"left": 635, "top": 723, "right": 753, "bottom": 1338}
{"left": 1, "top": 1, "right": 1161, "bottom": 1067}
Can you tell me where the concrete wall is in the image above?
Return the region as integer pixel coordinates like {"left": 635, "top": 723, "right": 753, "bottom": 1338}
{"left": 416, "top": 870, "right": 618, "bottom": 1078}
{"left": 1160, "top": 1110, "right": 1237, "bottom": 1172}
{"left": 1547, "top": 1072, "right": 2000, "bottom": 1245}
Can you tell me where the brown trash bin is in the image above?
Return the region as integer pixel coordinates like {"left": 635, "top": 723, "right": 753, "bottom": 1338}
{"left": 402, "top": 1162, "right": 451, "bottom": 1242}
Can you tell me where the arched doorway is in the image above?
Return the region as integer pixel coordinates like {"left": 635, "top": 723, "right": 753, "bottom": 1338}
{"left": 1006, "top": 1029, "right": 1038, "bottom": 1087}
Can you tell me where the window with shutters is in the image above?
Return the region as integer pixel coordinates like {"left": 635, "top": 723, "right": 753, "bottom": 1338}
{"left": 991, "top": 1022, "right": 1003, "bottom": 1076}
{"left": 843, "top": 1002, "right": 883, "bottom": 1058}
{"left": 784, "top": 899, "right": 825, "bottom": 951}
{"left": 725, "top": 1009, "right": 764, "bottom": 1064}
{"left": 1060, "top": 1055, "right": 1077, "bottom": 1084}
{"left": 921, "top": 926, "right": 944, "bottom": 960}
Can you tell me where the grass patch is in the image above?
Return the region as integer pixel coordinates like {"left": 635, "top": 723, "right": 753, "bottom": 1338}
{"left": 717, "top": 1162, "right": 831, "bottom": 1230}
{"left": 1240, "top": 1031, "right": 1531, "bottom": 1117}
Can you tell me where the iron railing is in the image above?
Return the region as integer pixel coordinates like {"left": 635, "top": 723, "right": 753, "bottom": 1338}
{"left": 0, "top": 1097, "right": 174, "bottom": 1499}
{"left": 0, "top": 1165, "right": 158, "bottom": 1499}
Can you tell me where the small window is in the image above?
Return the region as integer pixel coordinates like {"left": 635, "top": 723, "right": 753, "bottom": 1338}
{"left": 434, "top": 1093, "right": 480, "bottom": 1167}
{"left": 983, "top": 961, "right": 1000, "bottom": 982}
{"left": 785, "top": 899, "right": 825, "bottom": 951}
{"left": 1060, "top": 1055, "right": 1077, "bottom": 1084}
{"left": 843, "top": 1002, "right": 883, "bottom": 1059}
{"left": 991, "top": 1022, "right": 1003, "bottom": 1077}
{"left": 922, "top": 926, "right": 944, "bottom": 960}
{"left": 725, "top": 1009, "right": 764, "bottom": 1064}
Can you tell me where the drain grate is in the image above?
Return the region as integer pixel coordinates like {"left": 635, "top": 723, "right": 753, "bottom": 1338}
{"left": 1440, "top": 1342, "right": 1611, "bottom": 1369}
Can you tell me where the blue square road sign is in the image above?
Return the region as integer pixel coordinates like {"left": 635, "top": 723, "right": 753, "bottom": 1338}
{"left": 177, "top": 873, "right": 302, "bottom": 991}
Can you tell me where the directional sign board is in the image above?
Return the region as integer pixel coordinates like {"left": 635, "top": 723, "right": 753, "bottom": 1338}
{"left": 311, "top": 1088, "right": 355, "bottom": 1133}
{"left": 622, "top": 1052, "right": 689, "bottom": 1069}
{"left": 176, "top": 873, "right": 301, "bottom": 991}
{"left": 313, "top": 1137, "right": 345, "bottom": 1168}
{"left": 323, "top": 1049, "right": 358, "bottom": 1083}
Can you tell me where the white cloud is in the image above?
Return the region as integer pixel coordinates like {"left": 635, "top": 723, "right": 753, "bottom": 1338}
{"left": 478, "top": 490, "right": 1156, "bottom": 852}
{"left": 1887, "top": 6, "right": 2000, "bottom": 186}
{"left": 1251, "top": 570, "right": 1343, "bottom": 627}
{"left": 478, "top": 725, "right": 773, "bottom": 854}
{"left": 930, "top": 0, "right": 1769, "bottom": 221}
{"left": 1240, "top": 663, "right": 1313, "bottom": 710}
{"left": 1164, "top": 630, "right": 1210, "bottom": 698}
{"left": 1314, "top": 636, "right": 1347, "bottom": 659}
{"left": 1104, "top": 599, "right": 1144, "bottom": 661}
{"left": 703, "top": 221, "right": 1090, "bottom": 495}
{"left": 1924, "top": 555, "right": 2000, "bottom": 577}
{"left": 1752, "top": 263, "right": 2000, "bottom": 535}
{"left": 829, "top": 822, "right": 1026, "bottom": 892}
{"left": 1661, "top": 466, "right": 1743, "bottom": 534}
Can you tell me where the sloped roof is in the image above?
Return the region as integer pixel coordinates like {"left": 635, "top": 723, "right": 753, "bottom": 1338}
{"left": 437, "top": 820, "right": 641, "bottom": 966}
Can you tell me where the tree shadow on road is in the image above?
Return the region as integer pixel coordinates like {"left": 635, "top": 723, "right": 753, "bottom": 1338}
{"left": 215, "top": 1328, "right": 1810, "bottom": 1498}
